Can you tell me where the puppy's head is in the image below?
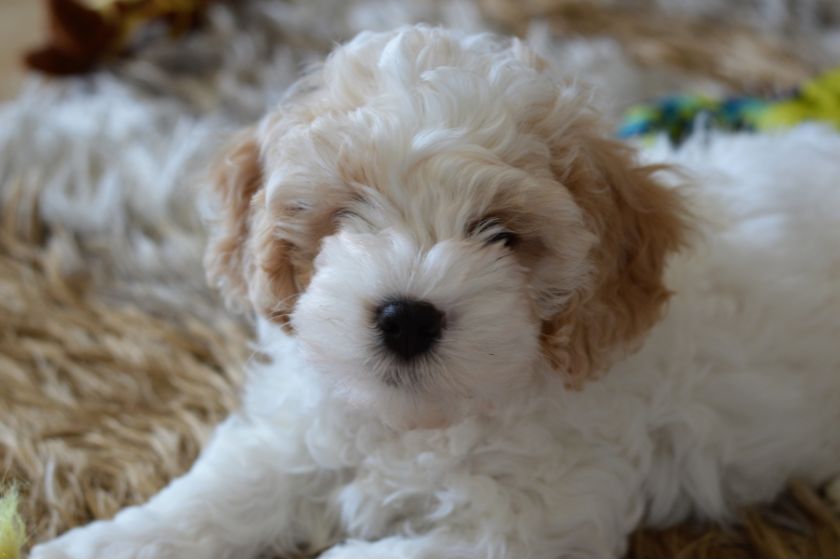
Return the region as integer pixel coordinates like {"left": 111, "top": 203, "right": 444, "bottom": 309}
{"left": 206, "top": 26, "right": 687, "bottom": 429}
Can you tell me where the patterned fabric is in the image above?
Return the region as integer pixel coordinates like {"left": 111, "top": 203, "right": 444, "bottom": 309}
{"left": 618, "top": 66, "right": 840, "bottom": 144}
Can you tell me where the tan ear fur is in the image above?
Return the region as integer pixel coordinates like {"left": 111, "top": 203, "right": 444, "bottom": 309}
{"left": 246, "top": 190, "right": 300, "bottom": 326}
{"left": 205, "top": 128, "right": 263, "bottom": 309}
{"left": 204, "top": 128, "right": 298, "bottom": 327}
{"left": 541, "top": 133, "right": 689, "bottom": 386}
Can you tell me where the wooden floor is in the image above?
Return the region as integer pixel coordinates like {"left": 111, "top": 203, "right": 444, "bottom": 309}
{"left": 0, "top": 0, "right": 44, "bottom": 100}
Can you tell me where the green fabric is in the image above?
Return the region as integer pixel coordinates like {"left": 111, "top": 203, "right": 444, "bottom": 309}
{"left": 618, "top": 66, "right": 840, "bottom": 144}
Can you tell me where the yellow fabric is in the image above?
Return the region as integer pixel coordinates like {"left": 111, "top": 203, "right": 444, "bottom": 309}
{"left": 0, "top": 485, "right": 25, "bottom": 559}
{"left": 756, "top": 66, "right": 840, "bottom": 129}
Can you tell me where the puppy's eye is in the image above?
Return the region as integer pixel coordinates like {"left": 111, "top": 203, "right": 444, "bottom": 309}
{"left": 471, "top": 218, "right": 519, "bottom": 248}
{"left": 334, "top": 208, "right": 360, "bottom": 221}
{"left": 487, "top": 230, "right": 518, "bottom": 248}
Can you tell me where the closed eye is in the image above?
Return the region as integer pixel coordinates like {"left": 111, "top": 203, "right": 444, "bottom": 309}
{"left": 333, "top": 207, "right": 373, "bottom": 227}
{"left": 333, "top": 194, "right": 371, "bottom": 225}
{"left": 487, "top": 230, "right": 518, "bottom": 247}
{"left": 470, "top": 217, "right": 519, "bottom": 248}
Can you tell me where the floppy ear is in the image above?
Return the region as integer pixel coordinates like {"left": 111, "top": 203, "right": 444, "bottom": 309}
{"left": 541, "top": 132, "right": 689, "bottom": 386}
{"left": 204, "top": 128, "right": 298, "bottom": 326}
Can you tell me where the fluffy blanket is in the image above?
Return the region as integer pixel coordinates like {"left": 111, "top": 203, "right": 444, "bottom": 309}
{"left": 3, "top": 1, "right": 840, "bottom": 556}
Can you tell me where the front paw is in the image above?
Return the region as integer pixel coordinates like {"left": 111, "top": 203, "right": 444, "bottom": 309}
{"left": 320, "top": 538, "right": 424, "bottom": 559}
{"left": 319, "top": 540, "right": 382, "bottom": 559}
{"left": 30, "top": 519, "right": 164, "bottom": 559}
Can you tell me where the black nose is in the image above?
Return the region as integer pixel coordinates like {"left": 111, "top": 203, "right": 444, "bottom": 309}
{"left": 375, "top": 298, "right": 444, "bottom": 360}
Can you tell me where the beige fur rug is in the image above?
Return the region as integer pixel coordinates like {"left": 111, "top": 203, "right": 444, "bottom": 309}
{"left": 3, "top": 1, "right": 840, "bottom": 556}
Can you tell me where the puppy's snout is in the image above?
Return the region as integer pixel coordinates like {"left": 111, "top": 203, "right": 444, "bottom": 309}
{"left": 376, "top": 298, "right": 444, "bottom": 360}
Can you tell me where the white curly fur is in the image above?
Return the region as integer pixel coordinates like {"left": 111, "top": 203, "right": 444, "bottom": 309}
{"left": 31, "top": 26, "right": 840, "bottom": 558}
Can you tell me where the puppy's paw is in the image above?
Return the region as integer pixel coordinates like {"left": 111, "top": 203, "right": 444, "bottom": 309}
{"left": 320, "top": 541, "right": 379, "bottom": 559}
{"left": 30, "top": 517, "right": 167, "bottom": 559}
{"left": 319, "top": 537, "right": 435, "bottom": 559}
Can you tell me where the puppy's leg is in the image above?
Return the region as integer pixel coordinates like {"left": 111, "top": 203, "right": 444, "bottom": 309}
{"left": 319, "top": 519, "right": 626, "bottom": 559}
{"left": 321, "top": 462, "right": 641, "bottom": 558}
{"left": 320, "top": 536, "right": 466, "bottom": 559}
{"left": 320, "top": 535, "right": 532, "bottom": 559}
{"left": 31, "top": 414, "right": 337, "bottom": 558}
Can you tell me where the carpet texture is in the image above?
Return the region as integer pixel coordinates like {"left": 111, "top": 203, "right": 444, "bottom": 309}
{"left": 2, "top": 1, "right": 840, "bottom": 556}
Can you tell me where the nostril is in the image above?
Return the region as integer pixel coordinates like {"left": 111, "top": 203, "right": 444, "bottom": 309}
{"left": 375, "top": 298, "right": 444, "bottom": 360}
{"left": 377, "top": 309, "right": 402, "bottom": 336}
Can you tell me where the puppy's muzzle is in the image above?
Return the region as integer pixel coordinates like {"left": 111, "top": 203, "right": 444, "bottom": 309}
{"left": 375, "top": 298, "right": 445, "bottom": 360}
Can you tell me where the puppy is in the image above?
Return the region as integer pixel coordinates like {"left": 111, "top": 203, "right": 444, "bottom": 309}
{"left": 32, "top": 25, "right": 840, "bottom": 558}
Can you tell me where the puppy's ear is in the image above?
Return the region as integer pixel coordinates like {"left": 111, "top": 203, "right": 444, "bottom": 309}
{"left": 204, "top": 128, "right": 298, "bottom": 326}
{"left": 205, "top": 128, "right": 262, "bottom": 310}
{"left": 541, "top": 132, "right": 689, "bottom": 386}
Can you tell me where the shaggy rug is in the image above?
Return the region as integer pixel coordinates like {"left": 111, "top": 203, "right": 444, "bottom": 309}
{"left": 3, "top": 0, "right": 840, "bottom": 556}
